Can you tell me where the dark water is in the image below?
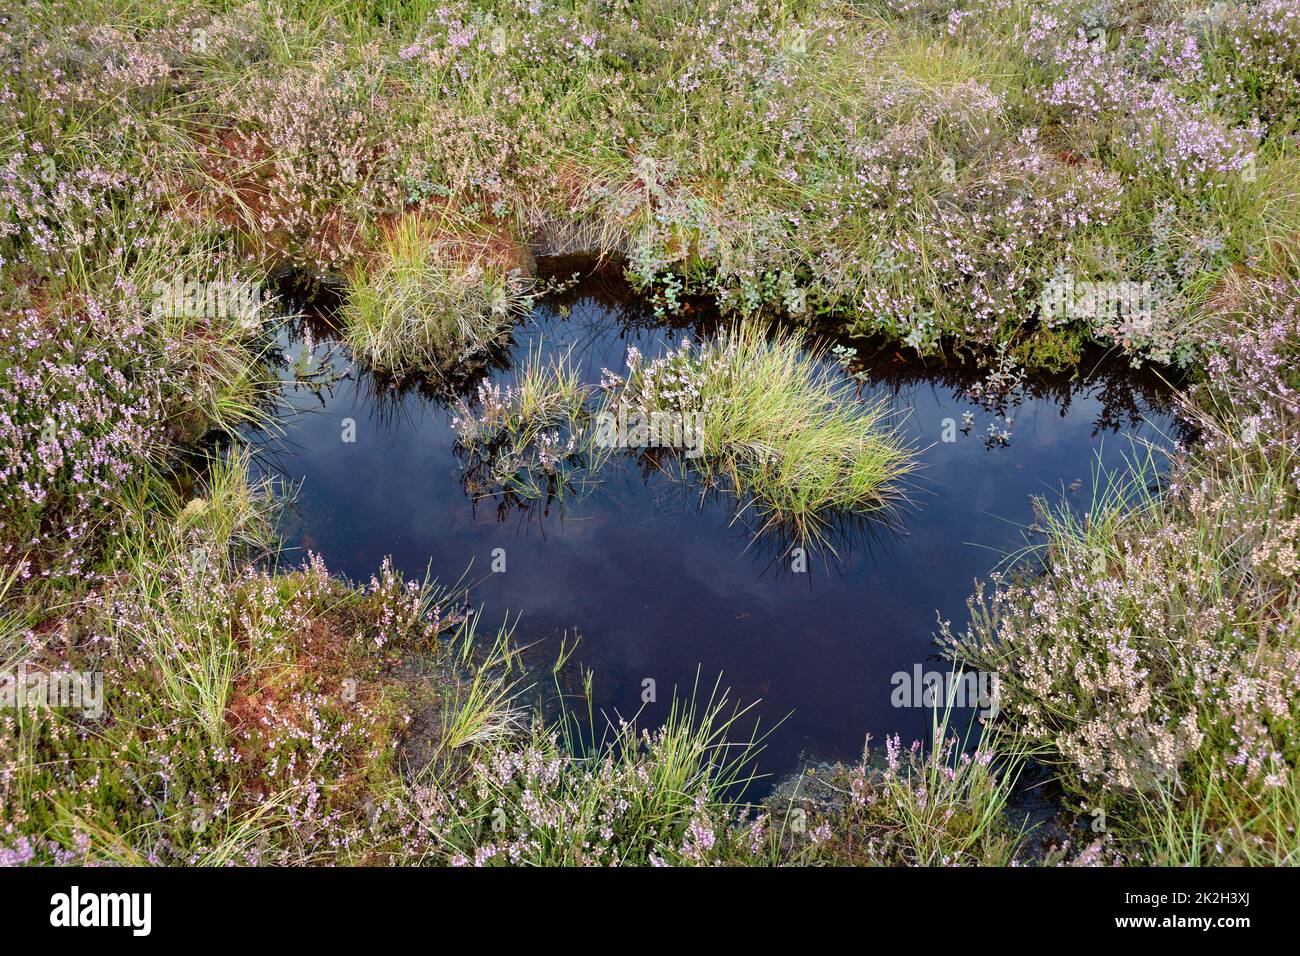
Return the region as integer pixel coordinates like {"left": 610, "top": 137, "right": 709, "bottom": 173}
{"left": 253, "top": 269, "right": 1184, "bottom": 788}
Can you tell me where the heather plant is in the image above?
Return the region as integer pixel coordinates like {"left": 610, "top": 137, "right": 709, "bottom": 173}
{"left": 593, "top": 7, "right": 1128, "bottom": 355}
{"left": 0, "top": 248, "right": 280, "bottom": 590}
{"left": 1195, "top": 0, "right": 1300, "bottom": 137}
{"left": 943, "top": 276, "right": 1300, "bottom": 863}
{"left": 0, "top": 295, "right": 164, "bottom": 586}
{"left": 1009, "top": 1, "right": 1298, "bottom": 363}
{"left": 0, "top": 8, "right": 225, "bottom": 284}
{"left": 202, "top": 47, "right": 407, "bottom": 274}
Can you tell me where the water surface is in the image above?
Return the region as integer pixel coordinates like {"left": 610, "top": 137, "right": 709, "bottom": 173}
{"left": 254, "top": 271, "right": 1183, "bottom": 786}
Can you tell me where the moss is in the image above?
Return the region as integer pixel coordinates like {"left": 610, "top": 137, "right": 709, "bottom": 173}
{"left": 1011, "top": 324, "right": 1087, "bottom": 374}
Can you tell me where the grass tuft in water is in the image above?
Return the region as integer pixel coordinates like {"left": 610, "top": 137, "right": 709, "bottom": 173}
{"left": 341, "top": 216, "right": 532, "bottom": 377}
{"left": 451, "top": 345, "right": 610, "bottom": 501}
{"left": 607, "top": 319, "right": 915, "bottom": 537}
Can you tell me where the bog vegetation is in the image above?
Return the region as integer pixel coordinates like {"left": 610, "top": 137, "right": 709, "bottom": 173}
{"left": 1, "top": 0, "right": 1297, "bottom": 865}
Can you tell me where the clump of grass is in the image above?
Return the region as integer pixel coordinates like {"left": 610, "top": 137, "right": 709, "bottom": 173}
{"left": 606, "top": 320, "right": 914, "bottom": 537}
{"left": 404, "top": 674, "right": 766, "bottom": 867}
{"left": 751, "top": 688, "right": 1025, "bottom": 867}
{"left": 436, "top": 613, "right": 527, "bottom": 757}
{"left": 108, "top": 450, "right": 280, "bottom": 748}
{"left": 342, "top": 216, "right": 532, "bottom": 377}
{"left": 1131, "top": 769, "right": 1300, "bottom": 866}
{"left": 998, "top": 443, "right": 1164, "bottom": 580}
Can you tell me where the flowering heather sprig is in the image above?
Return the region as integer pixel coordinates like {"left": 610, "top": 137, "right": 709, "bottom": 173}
{"left": 430, "top": 719, "right": 740, "bottom": 866}
{"left": 365, "top": 557, "right": 443, "bottom": 649}
{"left": 0, "top": 300, "right": 163, "bottom": 582}
{"left": 609, "top": 335, "right": 732, "bottom": 423}
{"left": 787, "top": 730, "right": 1013, "bottom": 865}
